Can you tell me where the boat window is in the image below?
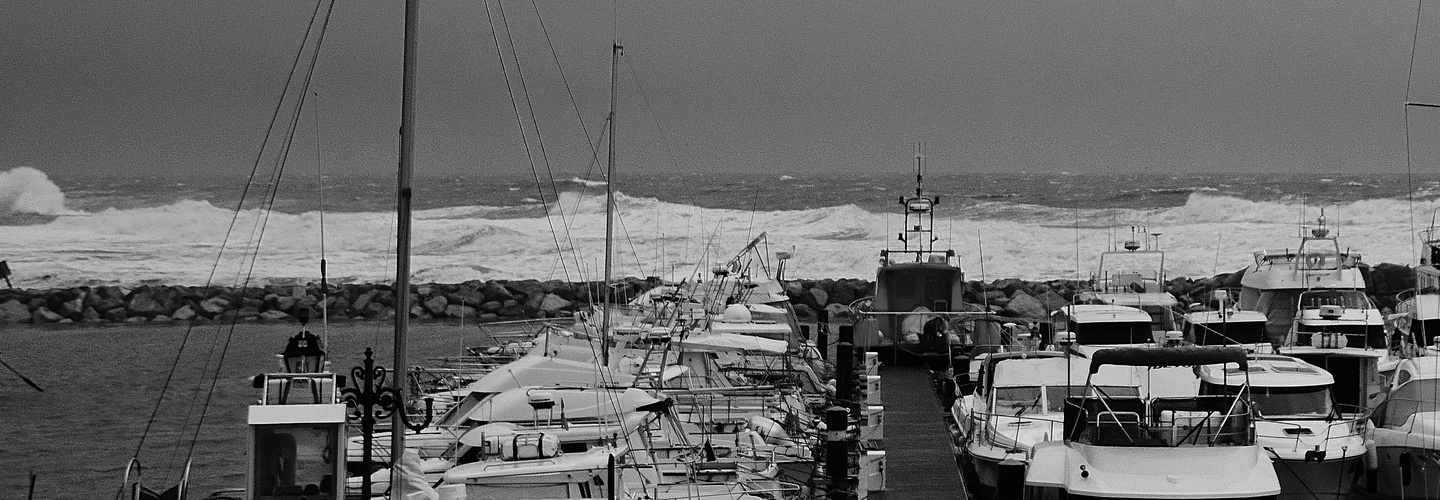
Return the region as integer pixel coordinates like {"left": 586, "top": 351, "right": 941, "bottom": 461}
{"left": 1293, "top": 323, "right": 1386, "bottom": 349}
{"left": 1047, "top": 385, "right": 1140, "bottom": 413}
{"left": 1382, "top": 379, "right": 1440, "bottom": 428}
{"left": 1072, "top": 321, "right": 1152, "bottom": 345}
{"left": 1191, "top": 321, "right": 1267, "bottom": 345}
{"left": 993, "top": 386, "right": 1043, "bottom": 414}
{"left": 1300, "top": 290, "right": 1372, "bottom": 310}
{"left": 1139, "top": 305, "right": 1178, "bottom": 331}
{"left": 252, "top": 424, "right": 336, "bottom": 498}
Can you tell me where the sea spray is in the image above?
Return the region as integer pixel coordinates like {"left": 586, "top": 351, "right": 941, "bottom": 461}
{"left": 0, "top": 166, "right": 70, "bottom": 215}
{"left": 5, "top": 167, "right": 1440, "bottom": 288}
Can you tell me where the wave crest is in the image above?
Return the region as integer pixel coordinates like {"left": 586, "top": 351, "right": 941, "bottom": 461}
{"left": 0, "top": 166, "right": 73, "bottom": 215}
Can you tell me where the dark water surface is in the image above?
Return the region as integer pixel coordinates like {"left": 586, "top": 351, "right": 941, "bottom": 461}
{"left": 0, "top": 321, "right": 482, "bottom": 499}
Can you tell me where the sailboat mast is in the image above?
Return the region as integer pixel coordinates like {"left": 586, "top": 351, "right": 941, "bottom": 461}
{"left": 602, "top": 42, "right": 621, "bottom": 367}
{"left": 391, "top": 0, "right": 418, "bottom": 491}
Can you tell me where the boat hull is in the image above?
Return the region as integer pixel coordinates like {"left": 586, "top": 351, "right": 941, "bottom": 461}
{"left": 1370, "top": 445, "right": 1440, "bottom": 499}
{"left": 1271, "top": 455, "right": 1362, "bottom": 500}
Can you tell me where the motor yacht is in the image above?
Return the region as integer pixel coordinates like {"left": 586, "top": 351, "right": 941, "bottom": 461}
{"left": 1023, "top": 346, "right": 1282, "bottom": 499}
{"left": 952, "top": 348, "right": 1141, "bottom": 497}
{"left": 1199, "top": 354, "right": 1368, "bottom": 500}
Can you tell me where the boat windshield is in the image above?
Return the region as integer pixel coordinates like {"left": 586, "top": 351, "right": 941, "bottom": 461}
{"left": 993, "top": 386, "right": 1043, "bottom": 414}
{"left": 1216, "top": 385, "right": 1332, "bottom": 417}
{"left": 995, "top": 385, "right": 1142, "bottom": 414}
{"left": 1047, "top": 385, "right": 1141, "bottom": 413}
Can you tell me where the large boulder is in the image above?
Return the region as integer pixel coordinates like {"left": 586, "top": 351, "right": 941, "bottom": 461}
{"left": 351, "top": 290, "right": 377, "bottom": 312}
{"left": 506, "top": 280, "right": 547, "bottom": 309}
{"left": 828, "top": 279, "right": 857, "bottom": 306}
{"left": 200, "top": 297, "right": 230, "bottom": 316}
{"left": 444, "top": 304, "right": 477, "bottom": 319}
{"left": 172, "top": 305, "right": 197, "bottom": 321}
{"left": 127, "top": 287, "right": 174, "bottom": 317}
{"left": 31, "top": 307, "right": 64, "bottom": 323}
{"left": 539, "top": 294, "right": 572, "bottom": 314}
{"left": 1003, "top": 291, "right": 1049, "bottom": 319}
{"left": 1035, "top": 290, "right": 1069, "bottom": 313}
{"left": 424, "top": 295, "right": 448, "bottom": 315}
{"left": 482, "top": 281, "right": 515, "bottom": 302}
{"left": 0, "top": 300, "right": 29, "bottom": 323}
{"left": 807, "top": 287, "right": 830, "bottom": 309}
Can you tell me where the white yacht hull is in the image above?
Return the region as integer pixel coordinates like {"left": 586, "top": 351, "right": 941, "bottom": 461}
{"left": 966, "top": 450, "right": 1025, "bottom": 494}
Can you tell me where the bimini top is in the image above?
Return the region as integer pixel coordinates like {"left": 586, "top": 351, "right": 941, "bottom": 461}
{"left": 1089, "top": 346, "right": 1248, "bottom": 373}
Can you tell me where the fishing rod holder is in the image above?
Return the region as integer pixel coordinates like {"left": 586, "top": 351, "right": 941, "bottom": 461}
{"left": 340, "top": 347, "right": 434, "bottom": 499}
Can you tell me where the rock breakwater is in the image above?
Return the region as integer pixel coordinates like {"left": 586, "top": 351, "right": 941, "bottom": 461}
{"left": 0, "top": 264, "right": 1418, "bottom": 325}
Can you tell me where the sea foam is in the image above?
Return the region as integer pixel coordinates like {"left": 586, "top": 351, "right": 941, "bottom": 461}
{"left": 4, "top": 175, "right": 1440, "bottom": 288}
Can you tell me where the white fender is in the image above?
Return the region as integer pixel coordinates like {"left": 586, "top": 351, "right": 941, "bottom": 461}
{"left": 749, "top": 416, "right": 796, "bottom": 447}
{"left": 1365, "top": 439, "right": 1378, "bottom": 471}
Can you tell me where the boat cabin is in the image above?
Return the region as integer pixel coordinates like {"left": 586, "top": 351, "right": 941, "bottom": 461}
{"left": 1050, "top": 304, "right": 1157, "bottom": 346}
{"left": 247, "top": 331, "right": 346, "bottom": 500}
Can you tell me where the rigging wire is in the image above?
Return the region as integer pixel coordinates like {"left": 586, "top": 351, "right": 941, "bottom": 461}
{"left": 120, "top": 1, "right": 336, "bottom": 494}
{"left": 314, "top": 90, "right": 330, "bottom": 347}
{"left": 184, "top": 0, "right": 337, "bottom": 468}
{"left": 527, "top": 0, "right": 604, "bottom": 283}
{"left": 1405, "top": 0, "right": 1428, "bottom": 270}
{"left": 485, "top": 0, "right": 575, "bottom": 284}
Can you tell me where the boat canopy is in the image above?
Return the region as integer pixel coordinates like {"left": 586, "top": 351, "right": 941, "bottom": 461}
{"left": 1089, "top": 346, "right": 1247, "bottom": 373}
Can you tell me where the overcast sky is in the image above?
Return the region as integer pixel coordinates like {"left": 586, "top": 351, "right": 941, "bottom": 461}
{"left": 4, "top": 1, "right": 1440, "bottom": 178}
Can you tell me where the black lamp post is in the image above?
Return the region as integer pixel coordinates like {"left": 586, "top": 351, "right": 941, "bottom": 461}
{"left": 340, "top": 348, "right": 434, "bottom": 499}
{"left": 281, "top": 308, "right": 324, "bottom": 373}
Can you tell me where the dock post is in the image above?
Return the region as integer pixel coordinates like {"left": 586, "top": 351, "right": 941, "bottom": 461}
{"left": 825, "top": 406, "right": 852, "bottom": 500}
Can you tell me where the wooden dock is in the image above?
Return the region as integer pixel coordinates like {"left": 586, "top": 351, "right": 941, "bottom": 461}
{"left": 870, "top": 365, "right": 971, "bottom": 500}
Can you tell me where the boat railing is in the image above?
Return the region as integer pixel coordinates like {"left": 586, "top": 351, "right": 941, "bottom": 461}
{"left": 1064, "top": 395, "right": 1254, "bottom": 447}
{"left": 1254, "top": 403, "right": 1369, "bottom": 445}
{"left": 255, "top": 372, "right": 339, "bottom": 405}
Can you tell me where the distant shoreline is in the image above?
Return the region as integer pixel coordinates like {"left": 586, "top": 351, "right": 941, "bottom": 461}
{"left": 0, "top": 263, "right": 1418, "bottom": 326}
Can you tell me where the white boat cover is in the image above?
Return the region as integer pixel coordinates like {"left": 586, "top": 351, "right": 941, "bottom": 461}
{"left": 677, "top": 332, "right": 787, "bottom": 354}
{"left": 391, "top": 449, "right": 438, "bottom": 500}
{"left": 462, "top": 355, "right": 635, "bottom": 394}
{"left": 462, "top": 387, "right": 662, "bottom": 423}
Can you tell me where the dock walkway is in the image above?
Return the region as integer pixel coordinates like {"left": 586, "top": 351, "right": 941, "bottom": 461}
{"left": 872, "top": 365, "right": 969, "bottom": 500}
